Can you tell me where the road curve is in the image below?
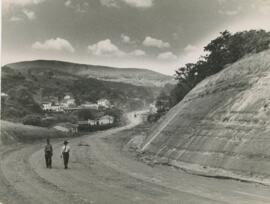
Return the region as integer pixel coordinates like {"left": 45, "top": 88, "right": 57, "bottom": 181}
{"left": 1, "top": 112, "right": 270, "bottom": 204}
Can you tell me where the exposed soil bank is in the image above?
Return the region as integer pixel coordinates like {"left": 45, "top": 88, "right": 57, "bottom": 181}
{"left": 0, "top": 120, "right": 66, "bottom": 145}
{"left": 141, "top": 50, "right": 270, "bottom": 182}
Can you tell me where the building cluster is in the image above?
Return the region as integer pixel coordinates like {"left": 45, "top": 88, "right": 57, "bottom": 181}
{"left": 42, "top": 95, "right": 115, "bottom": 133}
{"left": 53, "top": 115, "right": 115, "bottom": 134}
{"left": 41, "top": 95, "right": 111, "bottom": 112}
{"left": 78, "top": 115, "right": 114, "bottom": 126}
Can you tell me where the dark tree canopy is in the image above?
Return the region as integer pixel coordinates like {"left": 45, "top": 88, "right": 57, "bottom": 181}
{"left": 169, "top": 29, "right": 270, "bottom": 107}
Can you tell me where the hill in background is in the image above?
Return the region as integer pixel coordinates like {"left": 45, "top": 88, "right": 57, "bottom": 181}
{"left": 5, "top": 60, "right": 175, "bottom": 87}
{"left": 1, "top": 61, "right": 165, "bottom": 121}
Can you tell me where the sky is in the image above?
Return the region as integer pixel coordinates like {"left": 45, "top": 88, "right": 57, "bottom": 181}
{"left": 2, "top": 0, "right": 270, "bottom": 75}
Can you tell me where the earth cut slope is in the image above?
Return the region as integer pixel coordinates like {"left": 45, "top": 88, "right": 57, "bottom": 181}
{"left": 142, "top": 50, "right": 270, "bottom": 179}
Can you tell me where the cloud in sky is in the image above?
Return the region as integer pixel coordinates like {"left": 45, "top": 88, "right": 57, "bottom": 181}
{"left": 157, "top": 52, "right": 177, "bottom": 60}
{"left": 142, "top": 36, "right": 170, "bottom": 48}
{"left": 3, "top": 0, "right": 45, "bottom": 12}
{"left": 88, "top": 39, "right": 146, "bottom": 57}
{"left": 100, "top": 0, "right": 119, "bottom": 7}
{"left": 100, "top": 0, "right": 154, "bottom": 8}
{"left": 3, "top": 0, "right": 270, "bottom": 75}
{"left": 32, "top": 38, "right": 75, "bottom": 52}
{"left": 88, "top": 39, "right": 125, "bottom": 57}
{"left": 184, "top": 44, "right": 199, "bottom": 53}
{"left": 121, "top": 34, "right": 131, "bottom": 43}
{"left": 65, "top": 0, "right": 72, "bottom": 7}
{"left": 217, "top": 0, "right": 227, "bottom": 4}
{"left": 218, "top": 7, "right": 242, "bottom": 16}
{"left": 64, "top": 0, "right": 89, "bottom": 13}
{"left": 251, "top": 0, "right": 270, "bottom": 15}
{"left": 121, "top": 34, "right": 136, "bottom": 44}
{"left": 177, "top": 43, "right": 205, "bottom": 68}
{"left": 122, "top": 0, "right": 154, "bottom": 8}
{"left": 23, "top": 9, "right": 36, "bottom": 20}
{"left": 2, "top": 0, "right": 46, "bottom": 15}
{"left": 3, "top": 0, "right": 46, "bottom": 6}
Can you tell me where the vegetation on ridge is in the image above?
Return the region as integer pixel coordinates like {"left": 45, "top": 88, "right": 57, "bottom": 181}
{"left": 156, "top": 30, "right": 270, "bottom": 115}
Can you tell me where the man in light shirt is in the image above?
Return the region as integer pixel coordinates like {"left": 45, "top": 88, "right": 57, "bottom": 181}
{"left": 61, "top": 140, "right": 70, "bottom": 169}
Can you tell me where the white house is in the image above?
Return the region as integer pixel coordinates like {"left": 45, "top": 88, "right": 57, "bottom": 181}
{"left": 42, "top": 102, "right": 52, "bottom": 111}
{"left": 97, "top": 99, "right": 111, "bottom": 108}
{"left": 50, "top": 105, "right": 63, "bottom": 112}
{"left": 61, "top": 95, "right": 76, "bottom": 108}
{"left": 64, "top": 95, "right": 71, "bottom": 100}
{"left": 42, "top": 102, "right": 63, "bottom": 112}
{"left": 98, "top": 115, "right": 114, "bottom": 125}
{"left": 1, "top": 92, "right": 8, "bottom": 97}
{"left": 149, "top": 103, "right": 158, "bottom": 113}
{"left": 88, "top": 119, "right": 97, "bottom": 126}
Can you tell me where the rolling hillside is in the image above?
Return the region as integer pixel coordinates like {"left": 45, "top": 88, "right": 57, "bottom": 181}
{"left": 1, "top": 63, "right": 160, "bottom": 121}
{"left": 141, "top": 50, "right": 270, "bottom": 181}
{"left": 5, "top": 60, "right": 175, "bottom": 87}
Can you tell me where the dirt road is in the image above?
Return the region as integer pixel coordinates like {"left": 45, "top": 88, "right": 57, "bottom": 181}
{"left": 1, "top": 112, "right": 270, "bottom": 204}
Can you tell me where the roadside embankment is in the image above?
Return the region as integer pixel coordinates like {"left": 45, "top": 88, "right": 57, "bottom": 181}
{"left": 0, "top": 120, "right": 66, "bottom": 145}
{"left": 139, "top": 50, "right": 270, "bottom": 183}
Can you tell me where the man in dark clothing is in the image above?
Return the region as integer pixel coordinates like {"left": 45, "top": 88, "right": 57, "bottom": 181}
{"left": 44, "top": 138, "right": 53, "bottom": 168}
{"left": 61, "top": 140, "right": 70, "bottom": 169}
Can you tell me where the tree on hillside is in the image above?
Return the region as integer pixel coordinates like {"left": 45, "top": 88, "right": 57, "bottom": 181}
{"left": 155, "top": 91, "right": 170, "bottom": 113}
{"left": 23, "top": 114, "right": 42, "bottom": 126}
{"left": 170, "top": 29, "right": 270, "bottom": 107}
{"left": 203, "top": 30, "right": 232, "bottom": 74}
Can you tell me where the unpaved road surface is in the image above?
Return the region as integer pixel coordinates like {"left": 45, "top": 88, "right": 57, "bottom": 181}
{"left": 1, "top": 112, "right": 270, "bottom": 204}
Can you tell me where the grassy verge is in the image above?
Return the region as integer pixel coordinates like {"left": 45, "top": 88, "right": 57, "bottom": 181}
{"left": 1, "top": 120, "right": 67, "bottom": 145}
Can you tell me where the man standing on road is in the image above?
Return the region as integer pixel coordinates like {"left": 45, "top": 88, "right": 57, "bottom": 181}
{"left": 44, "top": 138, "right": 53, "bottom": 168}
{"left": 61, "top": 140, "right": 70, "bottom": 169}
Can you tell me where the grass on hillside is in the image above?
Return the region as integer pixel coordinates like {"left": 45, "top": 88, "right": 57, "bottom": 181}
{"left": 1, "top": 120, "right": 67, "bottom": 145}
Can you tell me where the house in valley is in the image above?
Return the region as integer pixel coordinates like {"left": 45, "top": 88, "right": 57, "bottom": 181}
{"left": 1, "top": 92, "right": 8, "bottom": 97}
{"left": 61, "top": 95, "right": 76, "bottom": 108}
{"left": 42, "top": 102, "right": 52, "bottom": 111}
{"left": 97, "top": 99, "right": 111, "bottom": 108}
{"left": 88, "top": 119, "right": 97, "bottom": 126}
{"left": 98, "top": 115, "right": 114, "bottom": 125}
{"left": 51, "top": 105, "right": 63, "bottom": 112}
{"left": 42, "top": 101, "right": 63, "bottom": 112}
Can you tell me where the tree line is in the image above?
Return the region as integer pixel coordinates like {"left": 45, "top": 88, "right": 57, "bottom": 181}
{"left": 158, "top": 29, "right": 270, "bottom": 112}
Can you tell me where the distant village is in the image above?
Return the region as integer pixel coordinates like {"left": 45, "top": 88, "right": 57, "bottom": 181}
{"left": 1, "top": 91, "right": 163, "bottom": 133}
{"left": 42, "top": 95, "right": 112, "bottom": 112}
{"left": 41, "top": 94, "right": 115, "bottom": 134}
